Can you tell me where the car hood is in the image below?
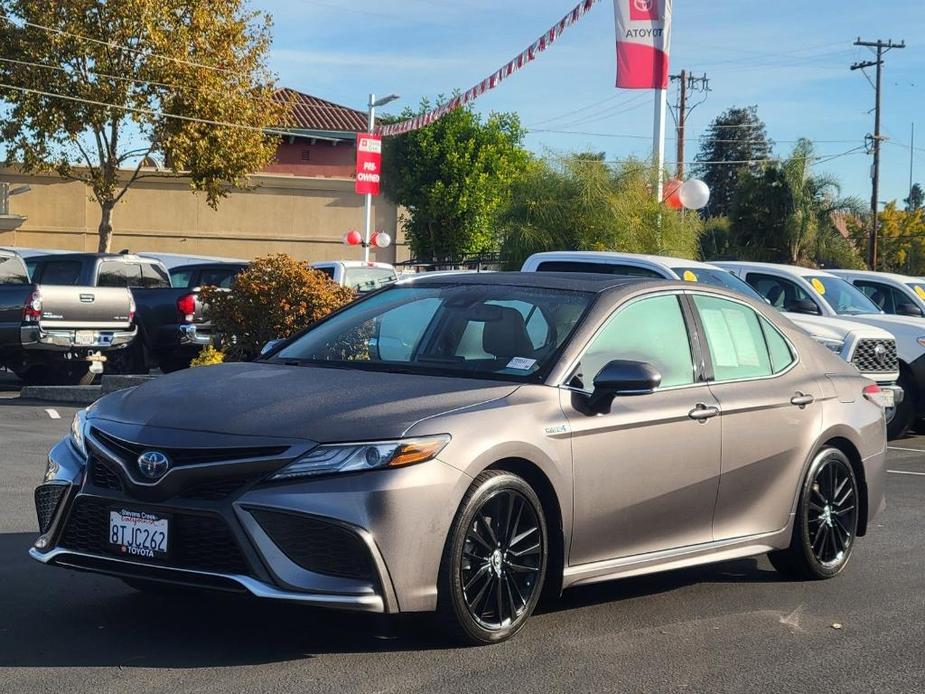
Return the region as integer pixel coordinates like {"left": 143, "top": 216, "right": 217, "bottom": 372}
{"left": 785, "top": 313, "right": 894, "bottom": 341}
{"left": 840, "top": 313, "right": 925, "bottom": 338}
{"left": 91, "top": 362, "right": 520, "bottom": 442}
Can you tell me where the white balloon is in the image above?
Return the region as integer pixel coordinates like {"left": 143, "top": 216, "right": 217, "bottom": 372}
{"left": 373, "top": 232, "right": 392, "bottom": 248}
{"left": 680, "top": 179, "right": 710, "bottom": 210}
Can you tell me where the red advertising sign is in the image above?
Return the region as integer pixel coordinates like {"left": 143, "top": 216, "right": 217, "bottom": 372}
{"left": 630, "top": 0, "right": 659, "bottom": 20}
{"left": 355, "top": 134, "right": 382, "bottom": 196}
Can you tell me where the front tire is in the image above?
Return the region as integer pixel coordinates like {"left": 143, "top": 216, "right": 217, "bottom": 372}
{"left": 768, "top": 447, "right": 860, "bottom": 580}
{"left": 436, "top": 471, "right": 548, "bottom": 646}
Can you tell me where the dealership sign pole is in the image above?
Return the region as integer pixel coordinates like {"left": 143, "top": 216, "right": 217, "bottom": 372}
{"left": 357, "top": 93, "right": 398, "bottom": 262}
{"left": 614, "top": 0, "right": 673, "bottom": 201}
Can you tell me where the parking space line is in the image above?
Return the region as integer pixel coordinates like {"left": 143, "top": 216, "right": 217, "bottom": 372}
{"left": 887, "top": 446, "right": 925, "bottom": 453}
{"left": 888, "top": 470, "right": 925, "bottom": 477}
{"left": 44, "top": 409, "right": 60, "bottom": 420}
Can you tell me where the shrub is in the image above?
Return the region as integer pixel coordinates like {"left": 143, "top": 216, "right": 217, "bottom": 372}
{"left": 190, "top": 345, "right": 226, "bottom": 368}
{"left": 201, "top": 254, "right": 356, "bottom": 361}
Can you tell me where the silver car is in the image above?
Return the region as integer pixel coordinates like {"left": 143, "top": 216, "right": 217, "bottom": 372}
{"left": 32, "top": 273, "right": 887, "bottom": 645}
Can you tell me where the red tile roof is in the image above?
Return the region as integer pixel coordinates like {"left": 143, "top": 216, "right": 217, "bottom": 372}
{"left": 274, "top": 88, "right": 368, "bottom": 134}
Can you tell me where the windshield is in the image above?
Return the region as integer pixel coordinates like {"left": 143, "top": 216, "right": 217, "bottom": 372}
{"left": 272, "top": 283, "right": 593, "bottom": 382}
{"left": 808, "top": 276, "right": 881, "bottom": 315}
{"left": 673, "top": 267, "right": 765, "bottom": 301}
{"left": 345, "top": 267, "right": 398, "bottom": 293}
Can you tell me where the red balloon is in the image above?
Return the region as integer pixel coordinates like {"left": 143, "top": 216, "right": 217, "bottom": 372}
{"left": 343, "top": 230, "right": 363, "bottom": 246}
{"left": 663, "top": 179, "right": 683, "bottom": 209}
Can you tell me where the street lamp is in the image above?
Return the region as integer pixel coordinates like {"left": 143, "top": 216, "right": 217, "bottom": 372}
{"left": 362, "top": 92, "right": 399, "bottom": 263}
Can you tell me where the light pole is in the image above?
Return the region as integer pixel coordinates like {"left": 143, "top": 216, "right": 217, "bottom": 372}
{"left": 363, "top": 92, "right": 399, "bottom": 262}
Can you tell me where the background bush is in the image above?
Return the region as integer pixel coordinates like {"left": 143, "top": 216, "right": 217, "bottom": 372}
{"left": 201, "top": 254, "right": 356, "bottom": 361}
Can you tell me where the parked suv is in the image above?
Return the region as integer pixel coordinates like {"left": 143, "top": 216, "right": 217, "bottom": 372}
{"left": 0, "top": 249, "right": 136, "bottom": 384}
{"left": 714, "top": 261, "right": 925, "bottom": 438}
{"left": 828, "top": 269, "right": 925, "bottom": 318}
{"left": 522, "top": 252, "right": 903, "bottom": 436}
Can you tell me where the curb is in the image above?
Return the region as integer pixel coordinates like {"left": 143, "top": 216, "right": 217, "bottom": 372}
{"left": 19, "top": 374, "right": 158, "bottom": 406}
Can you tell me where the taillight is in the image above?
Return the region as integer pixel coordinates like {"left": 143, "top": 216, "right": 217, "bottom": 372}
{"left": 176, "top": 293, "right": 196, "bottom": 322}
{"left": 863, "top": 383, "right": 884, "bottom": 408}
{"left": 23, "top": 290, "right": 42, "bottom": 322}
{"left": 128, "top": 296, "right": 136, "bottom": 324}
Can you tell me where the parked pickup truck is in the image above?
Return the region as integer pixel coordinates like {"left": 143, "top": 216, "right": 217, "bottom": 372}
{"left": 0, "top": 249, "right": 136, "bottom": 384}
{"left": 24, "top": 252, "right": 206, "bottom": 373}
{"left": 312, "top": 261, "right": 397, "bottom": 294}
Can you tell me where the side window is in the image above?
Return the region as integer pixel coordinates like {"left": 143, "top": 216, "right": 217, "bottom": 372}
{"left": 37, "top": 261, "right": 83, "bottom": 285}
{"left": 140, "top": 263, "right": 171, "bottom": 288}
{"left": 761, "top": 317, "right": 795, "bottom": 374}
{"left": 170, "top": 268, "right": 194, "bottom": 288}
{"left": 98, "top": 262, "right": 143, "bottom": 287}
{"left": 199, "top": 267, "right": 240, "bottom": 289}
{"left": 315, "top": 266, "right": 336, "bottom": 280}
{"left": 693, "top": 295, "right": 774, "bottom": 382}
{"left": 855, "top": 281, "right": 896, "bottom": 313}
{"left": 535, "top": 261, "right": 664, "bottom": 278}
{"left": 575, "top": 295, "right": 695, "bottom": 390}
{"left": 745, "top": 273, "right": 815, "bottom": 313}
{"left": 0, "top": 255, "right": 29, "bottom": 284}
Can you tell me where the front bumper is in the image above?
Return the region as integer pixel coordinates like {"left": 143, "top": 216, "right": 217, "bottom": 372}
{"left": 31, "top": 428, "right": 470, "bottom": 614}
{"left": 20, "top": 325, "right": 136, "bottom": 351}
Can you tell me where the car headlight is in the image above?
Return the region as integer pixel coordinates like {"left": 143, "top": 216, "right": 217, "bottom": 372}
{"left": 69, "top": 409, "right": 88, "bottom": 458}
{"left": 916, "top": 337, "right": 925, "bottom": 348}
{"left": 813, "top": 336, "right": 845, "bottom": 355}
{"left": 269, "top": 435, "right": 451, "bottom": 481}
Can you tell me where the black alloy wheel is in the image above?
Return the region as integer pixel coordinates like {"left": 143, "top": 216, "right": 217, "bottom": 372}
{"left": 769, "top": 447, "right": 860, "bottom": 580}
{"left": 438, "top": 471, "right": 547, "bottom": 645}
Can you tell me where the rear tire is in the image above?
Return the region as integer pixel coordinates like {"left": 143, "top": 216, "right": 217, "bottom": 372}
{"left": 436, "top": 470, "right": 547, "bottom": 646}
{"left": 768, "top": 447, "right": 860, "bottom": 580}
{"left": 887, "top": 373, "right": 914, "bottom": 440}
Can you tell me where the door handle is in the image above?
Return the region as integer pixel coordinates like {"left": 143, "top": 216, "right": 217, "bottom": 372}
{"left": 688, "top": 403, "right": 720, "bottom": 421}
{"left": 791, "top": 393, "right": 815, "bottom": 407}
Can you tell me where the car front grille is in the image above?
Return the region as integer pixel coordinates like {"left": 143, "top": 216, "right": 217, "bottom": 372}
{"left": 89, "top": 458, "right": 123, "bottom": 491}
{"left": 177, "top": 478, "right": 255, "bottom": 501}
{"left": 35, "top": 484, "right": 68, "bottom": 534}
{"left": 249, "top": 508, "right": 376, "bottom": 581}
{"left": 89, "top": 428, "right": 288, "bottom": 468}
{"left": 852, "top": 338, "right": 899, "bottom": 374}
{"left": 60, "top": 497, "right": 252, "bottom": 576}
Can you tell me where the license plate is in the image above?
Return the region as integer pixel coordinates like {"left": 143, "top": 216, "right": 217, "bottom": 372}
{"left": 880, "top": 388, "right": 896, "bottom": 409}
{"left": 75, "top": 330, "right": 96, "bottom": 346}
{"left": 109, "top": 508, "right": 169, "bottom": 559}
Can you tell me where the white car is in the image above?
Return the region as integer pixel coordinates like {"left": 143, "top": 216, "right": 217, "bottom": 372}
{"left": 829, "top": 269, "right": 925, "bottom": 318}
{"left": 311, "top": 261, "right": 397, "bottom": 294}
{"left": 714, "top": 261, "right": 925, "bottom": 438}
{"left": 521, "top": 252, "right": 904, "bottom": 436}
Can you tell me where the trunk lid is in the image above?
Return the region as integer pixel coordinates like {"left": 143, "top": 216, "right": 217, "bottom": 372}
{"left": 35, "top": 284, "right": 134, "bottom": 329}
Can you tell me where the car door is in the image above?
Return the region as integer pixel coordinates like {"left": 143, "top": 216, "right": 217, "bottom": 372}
{"left": 561, "top": 292, "right": 722, "bottom": 565}
{"left": 689, "top": 293, "right": 823, "bottom": 540}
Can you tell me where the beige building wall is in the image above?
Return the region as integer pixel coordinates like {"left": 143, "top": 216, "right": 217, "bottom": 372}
{"left": 0, "top": 168, "right": 411, "bottom": 264}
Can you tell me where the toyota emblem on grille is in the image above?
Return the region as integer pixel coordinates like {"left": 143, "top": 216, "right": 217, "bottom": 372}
{"left": 874, "top": 343, "right": 888, "bottom": 363}
{"left": 137, "top": 451, "right": 171, "bottom": 480}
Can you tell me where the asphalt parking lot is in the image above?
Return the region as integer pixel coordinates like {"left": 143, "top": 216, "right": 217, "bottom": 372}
{"left": 1, "top": 397, "right": 923, "bottom": 694}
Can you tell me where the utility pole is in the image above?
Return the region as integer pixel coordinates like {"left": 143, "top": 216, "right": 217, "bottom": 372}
{"left": 851, "top": 38, "right": 905, "bottom": 270}
{"left": 669, "top": 71, "right": 710, "bottom": 179}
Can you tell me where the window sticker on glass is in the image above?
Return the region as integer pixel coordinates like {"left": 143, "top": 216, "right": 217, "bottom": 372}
{"left": 683, "top": 270, "right": 698, "bottom": 282}
{"left": 811, "top": 278, "right": 827, "bottom": 295}
{"left": 506, "top": 357, "right": 537, "bottom": 371}
{"left": 914, "top": 285, "right": 925, "bottom": 300}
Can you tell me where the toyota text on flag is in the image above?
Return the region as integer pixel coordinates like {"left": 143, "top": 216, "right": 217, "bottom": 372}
{"left": 614, "top": 0, "right": 673, "bottom": 89}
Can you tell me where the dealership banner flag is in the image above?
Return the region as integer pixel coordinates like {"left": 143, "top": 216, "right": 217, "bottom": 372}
{"left": 614, "top": 0, "right": 673, "bottom": 89}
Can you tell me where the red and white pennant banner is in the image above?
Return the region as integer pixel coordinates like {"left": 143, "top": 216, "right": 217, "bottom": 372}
{"left": 376, "top": 0, "right": 601, "bottom": 138}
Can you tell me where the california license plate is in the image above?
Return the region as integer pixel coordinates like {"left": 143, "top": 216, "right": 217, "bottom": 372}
{"left": 109, "top": 508, "right": 169, "bottom": 559}
{"left": 880, "top": 388, "right": 896, "bottom": 409}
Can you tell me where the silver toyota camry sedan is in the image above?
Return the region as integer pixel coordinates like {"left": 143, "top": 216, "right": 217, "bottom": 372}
{"left": 32, "top": 273, "right": 887, "bottom": 645}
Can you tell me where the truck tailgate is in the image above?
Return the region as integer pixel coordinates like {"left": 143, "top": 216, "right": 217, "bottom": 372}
{"left": 35, "top": 285, "right": 134, "bottom": 329}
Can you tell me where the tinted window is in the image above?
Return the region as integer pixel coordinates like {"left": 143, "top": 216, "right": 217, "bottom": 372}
{"left": 170, "top": 268, "right": 194, "bottom": 288}
{"left": 536, "top": 260, "right": 663, "bottom": 278}
{"left": 38, "top": 261, "right": 83, "bottom": 285}
{"left": 693, "top": 295, "right": 774, "bottom": 382}
{"left": 807, "top": 276, "right": 879, "bottom": 316}
{"left": 344, "top": 267, "right": 398, "bottom": 293}
{"left": 275, "top": 284, "right": 591, "bottom": 382}
{"left": 139, "top": 263, "right": 170, "bottom": 288}
{"left": 573, "top": 295, "right": 694, "bottom": 390}
{"left": 745, "top": 273, "right": 818, "bottom": 313}
{"left": 98, "top": 262, "right": 143, "bottom": 287}
{"left": 199, "top": 267, "right": 242, "bottom": 289}
{"left": 855, "top": 281, "right": 901, "bottom": 313}
{"left": 0, "top": 255, "right": 29, "bottom": 285}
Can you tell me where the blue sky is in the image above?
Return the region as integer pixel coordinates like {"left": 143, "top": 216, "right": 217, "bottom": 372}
{"left": 260, "top": 0, "right": 924, "bottom": 205}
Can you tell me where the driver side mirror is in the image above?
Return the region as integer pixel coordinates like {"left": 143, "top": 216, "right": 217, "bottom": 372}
{"left": 586, "top": 360, "right": 662, "bottom": 414}
{"left": 896, "top": 302, "right": 924, "bottom": 317}
{"left": 259, "top": 338, "right": 284, "bottom": 357}
{"left": 790, "top": 299, "right": 822, "bottom": 316}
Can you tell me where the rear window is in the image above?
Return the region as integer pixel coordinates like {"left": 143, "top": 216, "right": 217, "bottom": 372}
{"left": 535, "top": 261, "right": 663, "bottom": 278}
{"left": 0, "top": 255, "right": 28, "bottom": 285}
{"left": 38, "top": 260, "right": 82, "bottom": 285}
{"left": 198, "top": 266, "right": 242, "bottom": 289}
{"left": 344, "top": 267, "right": 398, "bottom": 293}
{"left": 98, "top": 261, "right": 143, "bottom": 287}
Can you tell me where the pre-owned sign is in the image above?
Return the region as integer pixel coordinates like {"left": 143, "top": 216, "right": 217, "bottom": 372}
{"left": 355, "top": 135, "right": 382, "bottom": 196}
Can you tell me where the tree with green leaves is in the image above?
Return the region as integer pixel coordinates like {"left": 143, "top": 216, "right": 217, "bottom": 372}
{"left": 695, "top": 106, "right": 772, "bottom": 218}
{"left": 381, "top": 103, "right": 529, "bottom": 260}
{"left": 500, "top": 154, "right": 703, "bottom": 269}
{"left": 728, "top": 139, "right": 866, "bottom": 268}
{"left": 0, "top": 1, "right": 285, "bottom": 252}
{"left": 905, "top": 183, "right": 924, "bottom": 212}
